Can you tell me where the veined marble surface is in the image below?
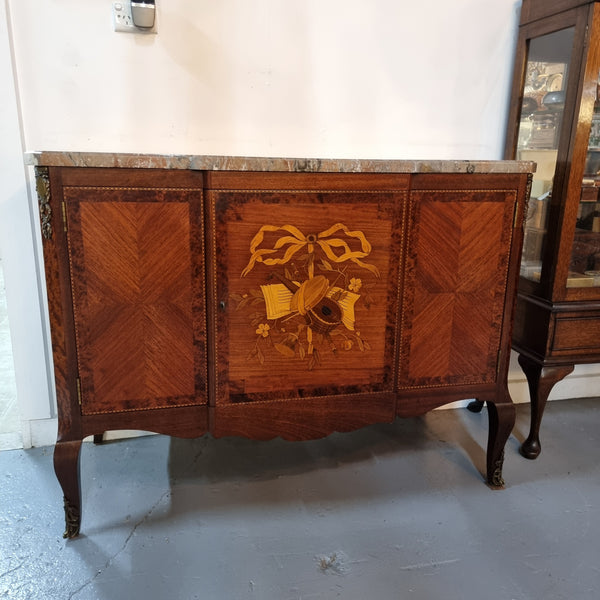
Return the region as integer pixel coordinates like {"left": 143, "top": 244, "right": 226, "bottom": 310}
{"left": 24, "top": 151, "right": 536, "bottom": 174}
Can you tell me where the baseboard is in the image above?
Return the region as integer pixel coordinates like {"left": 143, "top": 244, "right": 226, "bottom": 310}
{"left": 5, "top": 360, "right": 600, "bottom": 450}
{"left": 0, "top": 430, "right": 23, "bottom": 451}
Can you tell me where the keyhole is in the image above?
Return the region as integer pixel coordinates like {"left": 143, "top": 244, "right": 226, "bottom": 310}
{"left": 321, "top": 305, "right": 332, "bottom": 316}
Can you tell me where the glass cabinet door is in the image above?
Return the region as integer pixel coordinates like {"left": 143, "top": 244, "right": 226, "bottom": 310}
{"left": 568, "top": 75, "right": 600, "bottom": 288}
{"left": 516, "top": 27, "right": 575, "bottom": 282}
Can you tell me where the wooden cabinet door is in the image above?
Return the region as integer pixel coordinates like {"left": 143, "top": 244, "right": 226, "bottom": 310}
{"left": 59, "top": 168, "right": 207, "bottom": 415}
{"left": 206, "top": 172, "right": 408, "bottom": 438}
{"left": 399, "top": 175, "right": 520, "bottom": 391}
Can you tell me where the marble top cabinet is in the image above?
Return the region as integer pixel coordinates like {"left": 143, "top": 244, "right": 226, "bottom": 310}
{"left": 27, "top": 152, "right": 534, "bottom": 537}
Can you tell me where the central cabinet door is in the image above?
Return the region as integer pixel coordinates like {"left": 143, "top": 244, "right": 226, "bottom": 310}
{"left": 206, "top": 172, "right": 409, "bottom": 439}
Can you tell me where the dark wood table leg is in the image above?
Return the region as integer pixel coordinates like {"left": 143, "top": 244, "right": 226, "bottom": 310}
{"left": 485, "top": 401, "right": 516, "bottom": 487}
{"left": 517, "top": 354, "right": 574, "bottom": 460}
{"left": 53, "top": 439, "right": 83, "bottom": 538}
{"left": 467, "top": 399, "right": 485, "bottom": 413}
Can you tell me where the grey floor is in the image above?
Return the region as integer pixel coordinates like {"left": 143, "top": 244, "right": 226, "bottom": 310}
{"left": 1, "top": 397, "right": 599, "bottom": 600}
{"left": 0, "top": 260, "right": 20, "bottom": 448}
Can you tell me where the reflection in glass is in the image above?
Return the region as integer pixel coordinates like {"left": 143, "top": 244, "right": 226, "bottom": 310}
{"left": 567, "top": 75, "right": 600, "bottom": 288}
{"left": 516, "top": 27, "right": 575, "bottom": 282}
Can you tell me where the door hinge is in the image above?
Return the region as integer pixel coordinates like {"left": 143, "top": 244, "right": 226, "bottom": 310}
{"left": 76, "top": 378, "right": 82, "bottom": 406}
{"left": 61, "top": 201, "right": 68, "bottom": 232}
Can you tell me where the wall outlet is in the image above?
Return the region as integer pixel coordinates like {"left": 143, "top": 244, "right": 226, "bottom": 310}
{"left": 112, "top": 2, "right": 135, "bottom": 32}
{"left": 112, "top": 2, "right": 157, "bottom": 33}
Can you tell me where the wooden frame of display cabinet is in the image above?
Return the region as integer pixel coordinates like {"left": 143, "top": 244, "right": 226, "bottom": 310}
{"left": 28, "top": 152, "right": 532, "bottom": 538}
{"left": 470, "top": 0, "right": 600, "bottom": 459}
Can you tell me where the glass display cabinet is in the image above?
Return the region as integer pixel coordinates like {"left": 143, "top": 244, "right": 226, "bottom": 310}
{"left": 487, "top": 0, "right": 600, "bottom": 458}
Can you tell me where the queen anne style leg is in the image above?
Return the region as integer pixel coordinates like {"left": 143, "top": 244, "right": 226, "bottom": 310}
{"left": 53, "top": 440, "right": 83, "bottom": 538}
{"left": 518, "top": 354, "right": 574, "bottom": 459}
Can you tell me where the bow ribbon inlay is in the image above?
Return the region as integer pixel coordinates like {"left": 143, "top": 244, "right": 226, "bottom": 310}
{"left": 241, "top": 223, "right": 380, "bottom": 278}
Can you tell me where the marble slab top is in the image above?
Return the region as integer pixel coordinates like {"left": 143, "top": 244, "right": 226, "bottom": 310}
{"left": 25, "top": 151, "right": 535, "bottom": 174}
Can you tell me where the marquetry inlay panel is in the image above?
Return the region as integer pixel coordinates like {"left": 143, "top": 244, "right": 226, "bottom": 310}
{"left": 210, "top": 187, "right": 407, "bottom": 405}
{"left": 399, "top": 189, "right": 516, "bottom": 388}
{"left": 65, "top": 187, "right": 207, "bottom": 414}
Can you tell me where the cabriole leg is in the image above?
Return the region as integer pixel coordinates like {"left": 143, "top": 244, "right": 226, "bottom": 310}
{"left": 53, "top": 440, "right": 83, "bottom": 538}
{"left": 518, "top": 354, "right": 574, "bottom": 460}
{"left": 486, "top": 401, "right": 516, "bottom": 488}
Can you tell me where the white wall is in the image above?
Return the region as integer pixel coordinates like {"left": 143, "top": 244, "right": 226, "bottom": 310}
{"left": 2, "top": 0, "right": 598, "bottom": 446}
{"left": 10, "top": 0, "right": 519, "bottom": 159}
{"left": 1, "top": 0, "right": 55, "bottom": 449}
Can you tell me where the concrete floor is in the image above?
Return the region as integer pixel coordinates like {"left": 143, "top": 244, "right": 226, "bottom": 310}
{"left": 0, "top": 260, "right": 21, "bottom": 449}
{"left": 1, "top": 397, "right": 599, "bottom": 600}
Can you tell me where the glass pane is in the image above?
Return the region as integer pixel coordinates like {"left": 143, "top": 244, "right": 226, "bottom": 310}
{"left": 567, "top": 75, "right": 600, "bottom": 288}
{"left": 516, "top": 27, "right": 575, "bottom": 282}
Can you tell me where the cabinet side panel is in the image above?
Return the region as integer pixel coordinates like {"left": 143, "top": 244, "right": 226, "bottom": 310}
{"left": 400, "top": 188, "right": 516, "bottom": 388}
{"left": 65, "top": 187, "right": 207, "bottom": 414}
{"left": 37, "top": 167, "right": 82, "bottom": 439}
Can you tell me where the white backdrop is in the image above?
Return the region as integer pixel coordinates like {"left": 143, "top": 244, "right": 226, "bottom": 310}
{"left": 11, "top": 0, "right": 519, "bottom": 158}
